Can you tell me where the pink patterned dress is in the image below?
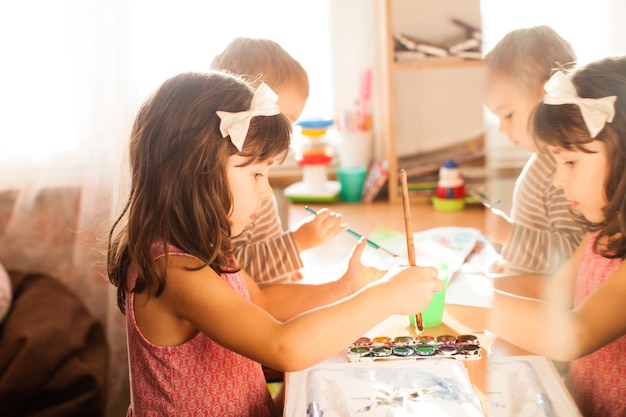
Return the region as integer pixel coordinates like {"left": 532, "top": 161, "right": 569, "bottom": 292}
{"left": 566, "top": 231, "right": 626, "bottom": 416}
{"left": 125, "top": 243, "right": 276, "bottom": 417}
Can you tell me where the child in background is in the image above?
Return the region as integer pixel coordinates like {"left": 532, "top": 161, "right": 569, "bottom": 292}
{"left": 107, "top": 71, "right": 442, "bottom": 417}
{"left": 484, "top": 26, "right": 586, "bottom": 274}
{"left": 489, "top": 57, "right": 626, "bottom": 416}
{"left": 211, "top": 37, "right": 343, "bottom": 284}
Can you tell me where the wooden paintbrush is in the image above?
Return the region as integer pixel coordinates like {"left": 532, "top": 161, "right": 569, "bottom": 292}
{"left": 400, "top": 169, "right": 424, "bottom": 332}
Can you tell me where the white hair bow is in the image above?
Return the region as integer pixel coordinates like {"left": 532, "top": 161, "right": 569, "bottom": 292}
{"left": 216, "top": 82, "right": 280, "bottom": 151}
{"left": 543, "top": 71, "right": 617, "bottom": 138}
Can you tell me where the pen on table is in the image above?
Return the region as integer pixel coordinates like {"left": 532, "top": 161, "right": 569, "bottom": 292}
{"left": 470, "top": 189, "right": 501, "bottom": 209}
{"left": 400, "top": 169, "right": 424, "bottom": 333}
{"left": 510, "top": 359, "right": 556, "bottom": 417}
{"left": 303, "top": 206, "right": 399, "bottom": 257}
{"left": 483, "top": 198, "right": 501, "bottom": 209}
{"left": 536, "top": 393, "right": 556, "bottom": 417}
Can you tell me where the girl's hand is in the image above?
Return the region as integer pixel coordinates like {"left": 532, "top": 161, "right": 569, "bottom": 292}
{"left": 289, "top": 270, "right": 304, "bottom": 281}
{"left": 377, "top": 264, "right": 443, "bottom": 316}
{"left": 484, "top": 207, "right": 513, "bottom": 246}
{"left": 292, "top": 208, "right": 347, "bottom": 252}
{"left": 340, "top": 238, "right": 386, "bottom": 292}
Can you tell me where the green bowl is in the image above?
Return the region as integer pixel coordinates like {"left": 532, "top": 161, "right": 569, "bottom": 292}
{"left": 286, "top": 194, "right": 340, "bottom": 204}
{"left": 431, "top": 196, "right": 465, "bottom": 211}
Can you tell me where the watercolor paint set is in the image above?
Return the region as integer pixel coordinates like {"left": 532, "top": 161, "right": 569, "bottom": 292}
{"left": 347, "top": 334, "right": 482, "bottom": 362}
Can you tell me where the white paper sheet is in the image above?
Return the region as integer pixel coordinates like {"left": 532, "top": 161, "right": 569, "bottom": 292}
{"left": 487, "top": 355, "right": 582, "bottom": 417}
{"left": 365, "top": 226, "right": 499, "bottom": 308}
{"left": 289, "top": 360, "right": 485, "bottom": 417}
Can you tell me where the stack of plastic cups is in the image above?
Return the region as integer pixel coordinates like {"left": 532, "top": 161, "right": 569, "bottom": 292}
{"left": 335, "top": 130, "right": 373, "bottom": 203}
{"left": 284, "top": 118, "right": 341, "bottom": 203}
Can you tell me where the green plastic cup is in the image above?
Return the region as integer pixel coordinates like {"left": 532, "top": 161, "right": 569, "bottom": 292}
{"left": 409, "top": 264, "right": 449, "bottom": 328}
{"left": 337, "top": 165, "right": 367, "bottom": 203}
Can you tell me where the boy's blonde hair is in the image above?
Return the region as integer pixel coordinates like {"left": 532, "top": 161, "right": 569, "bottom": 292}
{"left": 485, "top": 26, "right": 577, "bottom": 96}
{"left": 211, "top": 37, "right": 309, "bottom": 98}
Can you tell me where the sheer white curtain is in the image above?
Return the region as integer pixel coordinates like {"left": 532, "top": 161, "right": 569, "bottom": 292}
{"left": 1, "top": 2, "right": 135, "bottom": 415}
{"left": 0, "top": 1, "right": 330, "bottom": 415}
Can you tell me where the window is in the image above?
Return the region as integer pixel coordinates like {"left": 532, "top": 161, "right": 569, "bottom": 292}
{"left": 0, "top": 1, "right": 332, "bottom": 164}
{"left": 482, "top": 0, "right": 616, "bottom": 65}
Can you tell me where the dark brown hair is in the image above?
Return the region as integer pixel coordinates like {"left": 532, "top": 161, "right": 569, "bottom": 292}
{"left": 533, "top": 57, "right": 626, "bottom": 258}
{"left": 108, "top": 71, "right": 291, "bottom": 313}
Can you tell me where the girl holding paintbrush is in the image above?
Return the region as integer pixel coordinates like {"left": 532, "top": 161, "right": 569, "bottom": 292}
{"left": 108, "top": 71, "right": 442, "bottom": 416}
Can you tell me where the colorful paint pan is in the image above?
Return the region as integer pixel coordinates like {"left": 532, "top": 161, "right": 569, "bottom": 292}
{"left": 437, "top": 345, "right": 458, "bottom": 356}
{"left": 348, "top": 346, "right": 371, "bottom": 357}
{"left": 393, "top": 336, "right": 414, "bottom": 345}
{"left": 457, "top": 334, "right": 479, "bottom": 345}
{"left": 415, "top": 335, "right": 435, "bottom": 345}
{"left": 371, "top": 346, "right": 393, "bottom": 357}
{"left": 436, "top": 335, "right": 457, "bottom": 345}
{"left": 372, "top": 336, "right": 392, "bottom": 346}
{"left": 346, "top": 333, "right": 482, "bottom": 362}
{"left": 414, "top": 345, "right": 437, "bottom": 356}
{"left": 353, "top": 337, "right": 372, "bottom": 346}
{"left": 392, "top": 346, "right": 414, "bottom": 357}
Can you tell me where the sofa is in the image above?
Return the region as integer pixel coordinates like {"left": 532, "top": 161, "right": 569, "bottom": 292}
{"left": 0, "top": 267, "right": 109, "bottom": 417}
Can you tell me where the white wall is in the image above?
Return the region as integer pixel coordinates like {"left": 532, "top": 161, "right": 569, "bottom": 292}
{"left": 328, "top": 0, "right": 381, "bottom": 156}
{"left": 330, "top": 0, "right": 486, "bottom": 161}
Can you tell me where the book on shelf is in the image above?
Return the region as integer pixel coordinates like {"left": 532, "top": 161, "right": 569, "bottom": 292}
{"left": 395, "top": 52, "right": 472, "bottom": 64}
{"left": 406, "top": 174, "right": 438, "bottom": 192}
{"left": 448, "top": 37, "right": 481, "bottom": 55}
{"left": 361, "top": 160, "right": 388, "bottom": 203}
{"left": 395, "top": 33, "right": 449, "bottom": 58}
{"left": 398, "top": 135, "right": 485, "bottom": 178}
{"left": 394, "top": 18, "right": 483, "bottom": 63}
{"left": 363, "top": 137, "right": 485, "bottom": 201}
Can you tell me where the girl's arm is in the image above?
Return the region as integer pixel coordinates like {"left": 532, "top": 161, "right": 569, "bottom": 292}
{"left": 146, "top": 239, "right": 442, "bottom": 372}
{"left": 492, "top": 233, "right": 587, "bottom": 305}
{"left": 569, "top": 260, "right": 626, "bottom": 358}
{"left": 245, "top": 240, "right": 385, "bottom": 321}
{"left": 488, "top": 233, "right": 626, "bottom": 361}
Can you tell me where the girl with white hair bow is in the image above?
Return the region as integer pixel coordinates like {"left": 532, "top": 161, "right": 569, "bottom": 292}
{"left": 490, "top": 56, "right": 626, "bottom": 417}
{"left": 107, "top": 71, "right": 443, "bottom": 417}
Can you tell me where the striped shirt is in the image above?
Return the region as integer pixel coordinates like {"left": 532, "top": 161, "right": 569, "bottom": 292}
{"left": 231, "top": 196, "right": 303, "bottom": 285}
{"left": 502, "top": 152, "right": 586, "bottom": 275}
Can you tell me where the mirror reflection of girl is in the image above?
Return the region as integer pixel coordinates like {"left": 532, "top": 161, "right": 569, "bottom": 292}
{"left": 489, "top": 57, "right": 626, "bottom": 416}
{"left": 484, "top": 26, "right": 587, "bottom": 275}
{"left": 107, "top": 71, "right": 442, "bottom": 417}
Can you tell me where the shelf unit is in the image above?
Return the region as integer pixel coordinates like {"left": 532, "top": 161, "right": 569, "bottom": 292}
{"left": 375, "top": 0, "right": 486, "bottom": 203}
